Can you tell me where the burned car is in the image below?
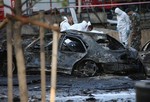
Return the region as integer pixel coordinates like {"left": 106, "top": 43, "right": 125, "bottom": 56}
{"left": 0, "top": 29, "right": 16, "bottom": 76}
{"left": 139, "top": 40, "right": 150, "bottom": 77}
{"left": 22, "top": 30, "right": 144, "bottom": 77}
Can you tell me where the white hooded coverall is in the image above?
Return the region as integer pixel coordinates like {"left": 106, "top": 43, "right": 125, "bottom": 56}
{"left": 68, "top": 20, "right": 88, "bottom": 31}
{"left": 115, "top": 8, "right": 131, "bottom": 46}
{"left": 60, "top": 16, "right": 71, "bottom": 32}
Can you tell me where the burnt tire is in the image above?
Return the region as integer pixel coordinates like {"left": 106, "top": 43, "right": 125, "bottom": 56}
{"left": 73, "top": 60, "right": 98, "bottom": 77}
{"left": 0, "top": 59, "right": 16, "bottom": 77}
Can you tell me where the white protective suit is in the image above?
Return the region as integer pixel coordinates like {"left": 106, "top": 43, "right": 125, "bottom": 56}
{"left": 68, "top": 20, "right": 89, "bottom": 31}
{"left": 115, "top": 8, "right": 131, "bottom": 46}
{"left": 60, "top": 16, "right": 71, "bottom": 32}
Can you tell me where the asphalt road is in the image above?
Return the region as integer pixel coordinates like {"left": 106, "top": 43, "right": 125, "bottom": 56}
{"left": 0, "top": 72, "right": 141, "bottom": 102}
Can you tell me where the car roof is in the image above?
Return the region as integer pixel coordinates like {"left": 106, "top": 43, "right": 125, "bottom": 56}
{"left": 61, "top": 30, "right": 108, "bottom": 41}
{"left": 62, "top": 30, "right": 107, "bottom": 35}
{"left": 61, "top": 30, "right": 126, "bottom": 50}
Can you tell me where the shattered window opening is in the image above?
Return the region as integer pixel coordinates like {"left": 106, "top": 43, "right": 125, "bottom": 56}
{"left": 61, "top": 36, "right": 86, "bottom": 53}
{"left": 96, "top": 35, "right": 125, "bottom": 50}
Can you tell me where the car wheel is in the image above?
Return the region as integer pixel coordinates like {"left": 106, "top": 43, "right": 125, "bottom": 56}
{"left": 0, "top": 59, "right": 16, "bottom": 77}
{"left": 74, "top": 60, "right": 98, "bottom": 77}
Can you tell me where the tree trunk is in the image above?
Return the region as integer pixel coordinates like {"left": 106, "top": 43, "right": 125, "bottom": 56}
{"left": 50, "top": 24, "right": 59, "bottom": 102}
{"left": 14, "top": 0, "right": 28, "bottom": 102}
{"left": 7, "top": 20, "right": 13, "bottom": 102}
{"left": 39, "top": 11, "right": 46, "bottom": 102}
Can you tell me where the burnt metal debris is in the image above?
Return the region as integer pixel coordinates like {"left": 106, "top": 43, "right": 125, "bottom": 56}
{"left": 0, "top": 29, "right": 149, "bottom": 77}
{"left": 139, "top": 40, "right": 150, "bottom": 76}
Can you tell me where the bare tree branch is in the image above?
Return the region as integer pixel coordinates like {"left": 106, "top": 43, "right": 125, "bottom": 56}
{"left": 3, "top": 4, "right": 15, "bottom": 14}
{"left": 21, "top": 0, "right": 29, "bottom": 7}
{"left": 6, "top": 14, "right": 60, "bottom": 31}
{"left": 22, "top": 0, "right": 42, "bottom": 14}
{"left": 0, "top": 18, "right": 8, "bottom": 29}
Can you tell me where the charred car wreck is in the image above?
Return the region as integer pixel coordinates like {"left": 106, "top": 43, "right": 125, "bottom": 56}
{"left": 139, "top": 40, "right": 150, "bottom": 76}
{"left": 0, "top": 28, "right": 16, "bottom": 76}
{"left": 22, "top": 30, "right": 145, "bottom": 77}
{"left": 0, "top": 29, "right": 148, "bottom": 77}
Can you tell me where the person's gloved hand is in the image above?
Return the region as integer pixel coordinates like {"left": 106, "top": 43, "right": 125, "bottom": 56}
{"left": 127, "top": 29, "right": 130, "bottom": 35}
{"left": 126, "top": 26, "right": 130, "bottom": 36}
{"left": 116, "top": 27, "right": 119, "bottom": 32}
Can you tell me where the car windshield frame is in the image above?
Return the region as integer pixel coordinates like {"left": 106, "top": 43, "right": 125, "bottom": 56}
{"left": 59, "top": 34, "right": 87, "bottom": 53}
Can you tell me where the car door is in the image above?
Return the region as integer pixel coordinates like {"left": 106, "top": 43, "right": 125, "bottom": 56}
{"left": 57, "top": 35, "right": 87, "bottom": 72}
{"left": 102, "top": 35, "right": 131, "bottom": 63}
{"left": 100, "top": 35, "right": 138, "bottom": 73}
{"left": 24, "top": 36, "right": 52, "bottom": 68}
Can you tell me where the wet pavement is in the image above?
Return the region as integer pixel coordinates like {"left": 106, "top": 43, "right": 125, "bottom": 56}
{"left": 0, "top": 73, "right": 141, "bottom": 102}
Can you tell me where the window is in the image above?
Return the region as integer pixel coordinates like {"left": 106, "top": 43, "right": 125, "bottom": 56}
{"left": 61, "top": 36, "right": 86, "bottom": 53}
{"left": 96, "top": 35, "right": 125, "bottom": 50}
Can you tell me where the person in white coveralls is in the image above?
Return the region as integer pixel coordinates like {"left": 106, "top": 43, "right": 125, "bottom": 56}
{"left": 115, "top": 7, "right": 131, "bottom": 47}
{"left": 68, "top": 20, "right": 90, "bottom": 31}
{"left": 60, "top": 15, "right": 73, "bottom": 32}
{"left": 60, "top": 17, "right": 103, "bottom": 33}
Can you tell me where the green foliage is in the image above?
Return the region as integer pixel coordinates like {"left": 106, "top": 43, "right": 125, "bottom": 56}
{"left": 62, "top": 0, "right": 68, "bottom": 7}
{"left": 0, "top": 0, "right": 3, "bottom": 6}
{"left": 30, "top": 0, "right": 68, "bottom": 7}
{"left": 56, "top": 0, "right": 60, "bottom": 2}
{"left": 56, "top": 0, "right": 68, "bottom": 7}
